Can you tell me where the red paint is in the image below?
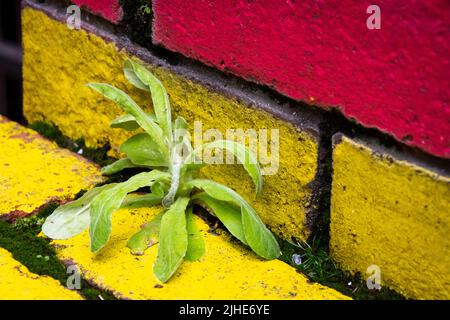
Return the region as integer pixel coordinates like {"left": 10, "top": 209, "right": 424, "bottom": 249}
{"left": 72, "top": 0, "right": 122, "bottom": 23}
{"left": 153, "top": 0, "right": 450, "bottom": 158}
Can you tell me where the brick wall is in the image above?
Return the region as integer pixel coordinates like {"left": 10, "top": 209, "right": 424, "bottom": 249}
{"left": 14, "top": 0, "right": 450, "bottom": 299}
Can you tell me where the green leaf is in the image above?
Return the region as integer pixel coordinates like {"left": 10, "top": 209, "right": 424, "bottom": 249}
{"left": 121, "top": 193, "right": 162, "bottom": 209}
{"left": 127, "top": 211, "right": 164, "bottom": 255}
{"left": 173, "top": 117, "right": 188, "bottom": 143}
{"left": 186, "top": 179, "right": 280, "bottom": 259}
{"left": 110, "top": 113, "right": 156, "bottom": 131}
{"left": 195, "top": 140, "right": 263, "bottom": 196}
{"left": 101, "top": 158, "right": 150, "bottom": 175}
{"left": 42, "top": 184, "right": 117, "bottom": 239}
{"left": 89, "top": 170, "right": 170, "bottom": 253}
{"left": 120, "top": 133, "right": 168, "bottom": 167}
{"left": 123, "top": 60, "right": 149, "bottom": 91}
{"left": 185, "top": 207, "right": 205, "bottom": 261}
{"left": 151, "top": 179, "right": 168, "bottom": 197}
{"left": 126, "top": 60, "right": 172, "bottom": 141}
{"left": 193, "top": 193, "right": 247, "bottom": 245}
{"left": 153, "top": 197, "right": 190, "bottom": 283}
{"left": 87, "top": 83, "right": 169, "bottom": 159}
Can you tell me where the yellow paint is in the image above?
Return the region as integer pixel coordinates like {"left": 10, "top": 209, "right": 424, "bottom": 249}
{"left": 331, "top": 135, "right": 450, "bottom": 299}
{"left": 22, "top": 7, "right": 319, "bottom": 241}
{"left": 0, "top": 116, "right": 104, "bottom": 217}
{"left": 0, "top": 248, "right": 82, "bottom": 299}
{"left": 52, "top": 206, "right": 348, "bottom": 300}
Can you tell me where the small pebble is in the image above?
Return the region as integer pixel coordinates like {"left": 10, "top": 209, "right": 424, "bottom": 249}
{"left": 292, "top": 253, "right": 302, "bottom": 265}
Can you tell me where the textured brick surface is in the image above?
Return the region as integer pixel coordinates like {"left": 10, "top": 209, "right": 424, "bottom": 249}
{"left": 153, "top": 0, "right": 450, "bottom": 158}
{"left": 0, "top": 248, "right": 82, "bottom": 299}
{"left": 52, "top": 206, "right": 349, "bottom": 300}
{"left": 22, "top": 4, "right": 322, "bottom": 242}
{"left": 331, "top": 134, "right": 450, "bottom": 299}
{"left": 71, "top": 0, "right": 122, "bottom": 23}
{"left": 0, "top": 115, "right": 104, "bottom": 219}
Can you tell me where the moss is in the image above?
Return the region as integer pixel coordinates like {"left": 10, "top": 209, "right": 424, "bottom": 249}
{"left": 278, "top": 236, "right": 405, "bottom": 300}
{"left": 29, "top": 121, "right": 115, "bottom": 167}
{"left": 0, "top": 202, "right": 116, "bottom": 300}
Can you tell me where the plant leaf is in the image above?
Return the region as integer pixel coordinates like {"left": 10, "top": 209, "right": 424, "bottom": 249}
{"left": 121, "top": 193, "right": 162, "bottom": 209}
{"left": 127, "top": 211, "right": 164, "bottom": 255}
{"left": 185, "top": 206, "right": 205, "bottom": 261}
{"left": 127, "top": 60, "right": 172, "bottom": 141}
{"left": 87, "top": 83, "right": 169, "bottom": 159}
{"left": 101, "top": 158, "right": 150, "bottom": 175}
{"left": 123, "top": 59, "right": 149, "bottom": 91}
{"left": 89, "top": 170, "right": 170, "bottom": 253}
{"left": 42, "top": 184, "right": 117, "bottom": 239}
{"left": 153, "top": 197, "right": 190, "bottom": 283}
{"left": 196, "top": 140, "right": 262, "bottom": 196}
{"left": 120, "top": 133, "right": 168, "bottom": 167}
{"left": 151, "top": 179, "right": 168, "bottom": 197}
{"left": 110, "top": 113, "right": 156, "bottom": 131}
{"left": 193, "top": 193, "right": 247, "bottom": 245}
{"left": 186, "top": 179, "right": 280, "bottom": 259}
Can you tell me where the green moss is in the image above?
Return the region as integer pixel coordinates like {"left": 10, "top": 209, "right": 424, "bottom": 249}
{"left": 29, "top": 121, "right": 115, "bottom": 167}
{"left": 278, "top": 236, "right": 405, "bottom": 300}
{"left": 0, "top": 203, "right": 116, "bottom": 300}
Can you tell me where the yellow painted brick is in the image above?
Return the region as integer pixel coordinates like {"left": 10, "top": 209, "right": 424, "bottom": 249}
{"left": 330, "top": 135, "right": 450, "bottom": 299}
{"left": 0, "top": 116, "right": 104, "bottom": 218}
{"left": 52, "top": 206, "right": 348, "bottom": 300}
{"left": 0, "top": 248, "right": 82, "bottom": 300}
{"left": 22, "top": 7, "right": 319, "bottom": 241}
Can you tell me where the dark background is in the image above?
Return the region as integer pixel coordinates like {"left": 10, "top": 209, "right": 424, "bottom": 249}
{"left": 0, "top": 0, "right": 22, "bottom": 123}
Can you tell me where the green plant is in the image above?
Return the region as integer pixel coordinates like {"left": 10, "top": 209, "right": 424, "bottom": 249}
{"left": 42, "top": 59, "right": 280, "bottom": 283}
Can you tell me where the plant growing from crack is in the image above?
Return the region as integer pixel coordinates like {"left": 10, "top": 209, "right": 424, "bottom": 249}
{"left": 42, "top": 59, "right": 280, "bottom": 283}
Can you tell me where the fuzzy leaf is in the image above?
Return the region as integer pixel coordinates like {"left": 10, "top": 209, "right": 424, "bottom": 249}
{"left": 89, "top": 171, "right": 170, "bottom": 253}
{"left": 186, "top": 179, "right": 280, "bottom": 259}
{"left": 185, "top": 207, "right": 205, "bottom": 261}
{"left": 196, "top": 140, "right": 262, "bottom": 196}
{"left": 124, "top": 60, "right": 149, "bottom": 91}
{"left": 153, "top": 197, "right": 190, "bottom": 283}
{"left": 120, "top": 133, "right": 168, "bottom": 167}
{"left": 42, "top": 184, "right": 117, "bottom": 239}
{"left": 121, "top": 193, "right": 162, "bottom": 209}
{"left": 193, "top": 193, "right": 247, "bottom": 245}
{"left": 87, "top": 83, "right": 169, "bottom": 159}
{"left": 110, "top": 113, "right": 156, "bottom": 131}
{"left": 127, "top": 211, "right": 164, "bottom": 255}
{"left": 126, "top": 60, "right": 172, "bottom": 141}
{"left": 101, "top": 158, "right": 150, "bottom": 175}
{"left": 151, "top": 180, "right": 168, "bottom": 197}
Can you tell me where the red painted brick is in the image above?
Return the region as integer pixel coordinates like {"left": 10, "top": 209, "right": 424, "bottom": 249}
{"left": 71, "top": 0, "right": 122, "bottom": 23}
{"left": 153, "top": 0, "right": 450, "bottom": 158}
